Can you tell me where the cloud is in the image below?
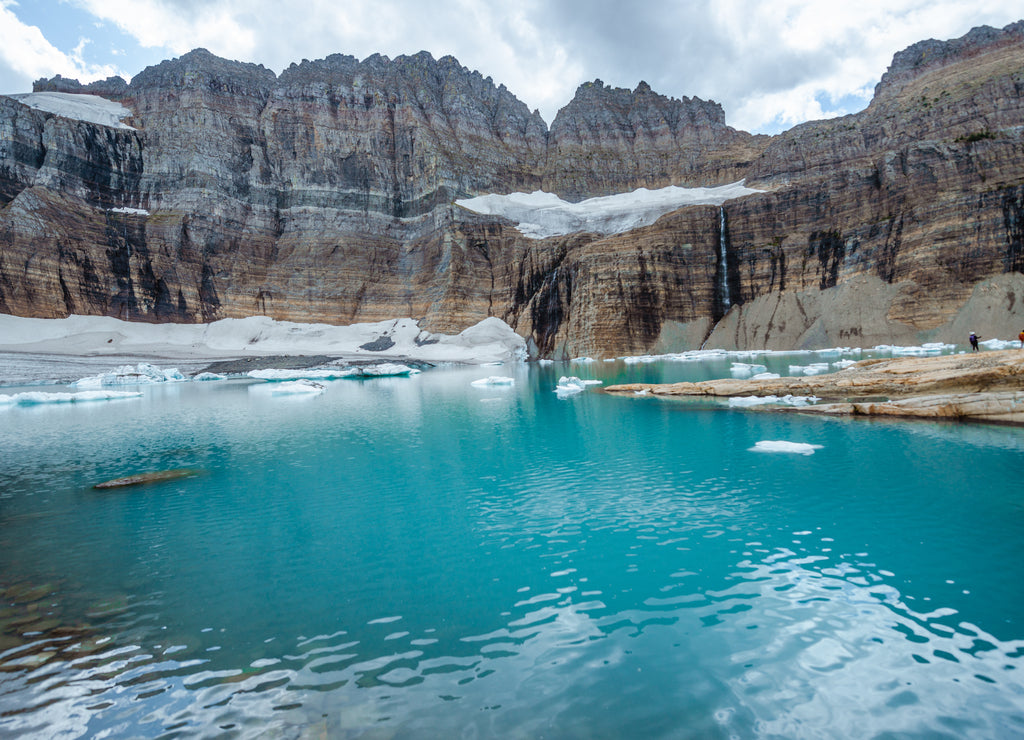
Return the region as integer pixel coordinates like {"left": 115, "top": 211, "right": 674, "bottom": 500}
{"left": 6, "top": 0, "right": 1024, "bottom": 131}
{"left": 0, "top": 0, "right": 123, "bottom": 93}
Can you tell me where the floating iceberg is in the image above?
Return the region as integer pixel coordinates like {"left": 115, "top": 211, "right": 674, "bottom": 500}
{"left": 192, "top": 372, "right": 227, "bottom": 381}
{"left": 248, "top": 368, "right": 358, "bottom": 381}
{"left": 0, "top": 390, "right": 142, "bottom": 406}
{"left": 248, "top": 363, "right": 419, "bottom": 382}
{"left": 555, "top": 376, "right": 603, "bottom": 397}
{"left": 788, "top": 363, "right": 830, "bottom": 376}
{"left": 471, "top": 376, "right": 515, "bottom": 387}
{"left": 749, "top": 440, "right": 823, "bottom": 455}
{"left": 874, "top": 342, "right": 953, "bottom": 356}
{"left": 730, "top": 362, "right": 767, "bottom": 378}
{"left": 269, "top": 380, "right": 327, "bottom": 395}
{"left": 350, "top": 364, "right": 420, "bottom": 377}
{"left": 980, "top": 338, "right": 1021, "bottom": 350}
{"left": 73, "top": 363, "right": 186, "bottom": 388}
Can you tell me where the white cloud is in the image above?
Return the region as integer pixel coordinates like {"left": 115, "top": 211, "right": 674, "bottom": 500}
{"left": 0, "top": 0, "right": 124, "bottom": 93}
{"left": 707, "top": 0, "right": 1024, "bottom": 131}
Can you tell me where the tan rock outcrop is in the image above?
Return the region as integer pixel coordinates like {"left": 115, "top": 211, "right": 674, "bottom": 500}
{"left": 605, "top": 349, "right": 1024, "bottom": 424}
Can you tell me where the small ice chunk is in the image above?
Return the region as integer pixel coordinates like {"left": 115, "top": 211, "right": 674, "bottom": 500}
{"left": 554, "top": 376, "right": 603, "bottom": 397}
{"left": 832, "top": 359, "right": 858, "bottom": 369}
{"left": 351, "top": 363, "right": 420, "bottom": 377}
{"left": 268, "top": 380, "right": 327, "bottom": 395}
{"left": 980, "top": 338, "right": 1018, "bottom": 350}
{"left": 875, "top": 342, "right": 954, "bottom": 356}
{"left": 248, "top": 368, "right": 357, "bottom": 381}
{"left": 192, "top": 372, "right": 227, "bottom": 381}
{"left": 749, "top": 440, "right": 823, "bottom": 455}
{"left": 730, "top": 362, "right": 767, "bottom": 379}
{"left": 788, "top": 363, "right": 830, "bottom": 376}
{"left": 750, "top": 372, "right": 781, "bottom": 380}
{"left": 571, "top": 357, "right": 595, "bottom": 364}
{"left": 471, "top": 376, "right": 515, "bottom": 387}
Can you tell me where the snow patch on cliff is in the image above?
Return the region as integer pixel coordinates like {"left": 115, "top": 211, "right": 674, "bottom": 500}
{"left": 456, "top": 181, "right": 762, "bottom": 239}
{"left": 10, "top": 92, "right": 134, "bottom": 130}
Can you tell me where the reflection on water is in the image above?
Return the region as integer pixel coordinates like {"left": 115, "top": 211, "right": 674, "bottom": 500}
{"left": 1, "top": 364, "right": 1023, "bottom": 738}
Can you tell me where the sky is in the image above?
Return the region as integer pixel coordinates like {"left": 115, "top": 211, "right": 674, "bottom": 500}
{"left": 0, "top": 0, "right": 1021, "bottom": 135}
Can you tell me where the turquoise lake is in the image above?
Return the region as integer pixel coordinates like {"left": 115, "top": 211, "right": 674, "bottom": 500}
{"left": 1, "top": 356, "right": 1023, "bottom": 738}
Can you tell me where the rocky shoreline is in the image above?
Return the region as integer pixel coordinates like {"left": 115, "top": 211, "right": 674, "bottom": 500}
{"left": 605, "top": 349, "right": 1024, "bottom": 425}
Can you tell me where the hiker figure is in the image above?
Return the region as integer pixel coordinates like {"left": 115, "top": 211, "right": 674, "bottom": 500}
{"left": 1018, "top": 329, "right": 1024, "bottom": 348}
{"left": 969, "top": 332, "right": 980, "bottom": 351}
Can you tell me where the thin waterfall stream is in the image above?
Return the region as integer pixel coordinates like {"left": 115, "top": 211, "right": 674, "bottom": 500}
{"left": 718, "top": 206, "right": 731, "bottom": 312}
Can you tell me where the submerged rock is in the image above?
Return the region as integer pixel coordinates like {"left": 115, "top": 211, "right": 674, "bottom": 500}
{"left": 93, "top": 468, "right": 202, "bottom": 489}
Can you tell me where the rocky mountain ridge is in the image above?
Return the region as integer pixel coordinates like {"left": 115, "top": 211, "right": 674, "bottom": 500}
{"left": 2, "top": 21, "right": 1024, "bottom": 357}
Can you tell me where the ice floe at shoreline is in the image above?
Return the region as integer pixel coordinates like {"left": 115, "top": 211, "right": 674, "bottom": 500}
{"left": 1, "top": 313, "right": 1019, "bottom": 388}
{"left": 72, "top": 363, "right": 187, "bottom": 388}
{"left": 247, "top": 363, "right": 420, "bottom": 381}
{"left": 729, "top": 395, "right": 821, "bottom": 408}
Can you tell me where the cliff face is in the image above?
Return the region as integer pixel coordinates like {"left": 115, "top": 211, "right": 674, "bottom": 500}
{"left": 543, "top": 80, "right": 766, "bottom": 199}
{"left": 1, "top": 23, "right": 1023, "bottom": 357}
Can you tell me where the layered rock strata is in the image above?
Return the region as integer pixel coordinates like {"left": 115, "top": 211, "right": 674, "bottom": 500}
{"left": 604, "top": 349, "right": 1024, "bottom": 425}
{"left": 1, "top": 23, "right": 1023, "bottom": 358}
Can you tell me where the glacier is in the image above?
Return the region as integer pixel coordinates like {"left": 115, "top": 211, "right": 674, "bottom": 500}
{"left": 456, "top": 182, "right": 762, "bottom": 239}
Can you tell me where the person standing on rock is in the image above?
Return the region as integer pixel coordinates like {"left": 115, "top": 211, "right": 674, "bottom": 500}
{"left": 1019, "top": 329, "right": 1024, "bottom": 348}
{"left": 969, "top": 332, "right": 980, "bottom": 351}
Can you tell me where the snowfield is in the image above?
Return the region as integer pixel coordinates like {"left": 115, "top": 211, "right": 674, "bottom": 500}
{"left": 9, "top": 92, "right": 135, "bottom": 130}
{"left": 456, "top": 181, "right": 762, "bottom": 239}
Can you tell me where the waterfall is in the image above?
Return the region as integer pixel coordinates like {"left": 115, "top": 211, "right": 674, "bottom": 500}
{"left": 718, "top": 206, "right": 731, "bottom": 311}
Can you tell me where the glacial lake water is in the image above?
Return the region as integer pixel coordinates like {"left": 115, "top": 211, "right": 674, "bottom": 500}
{"left": 1, "top": 355, "right": 1023, "bottom": 738}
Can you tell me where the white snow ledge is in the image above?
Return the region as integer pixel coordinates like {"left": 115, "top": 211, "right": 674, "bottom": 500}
{"left": 456, "top": 181, "right": 762, "bottom": 239}
{"left": 9, "top": 92, "right": 135, "bottom": 130}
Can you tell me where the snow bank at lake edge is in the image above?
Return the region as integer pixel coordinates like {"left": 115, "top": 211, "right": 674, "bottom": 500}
{"left": 0, "top": 314, "right": 527, "bottom": 366}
